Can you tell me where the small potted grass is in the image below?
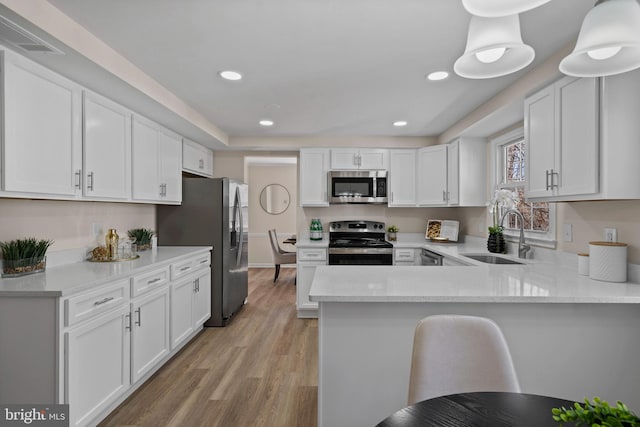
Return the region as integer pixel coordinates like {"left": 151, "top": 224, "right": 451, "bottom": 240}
{"left": 127, "top": 228, "right": 155, "bottom": 251}
{"left": 1, "top": 237, "right": 53, "bottom": 277}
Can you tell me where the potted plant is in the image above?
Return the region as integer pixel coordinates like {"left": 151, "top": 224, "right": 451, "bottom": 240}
{"left": 552, "top": 397, "right": 640, "bottom": 427}
{"left": 1, "top": 237, "right": 53, "bottom": 277}
{"left": 487, "top": 189, "right": 516, "bottom": 254}
{"left": 127, "top": 228, "right": 155, "bottom": 251}
{"left": 387, "top": 225, "right": 399, "bottom": 241}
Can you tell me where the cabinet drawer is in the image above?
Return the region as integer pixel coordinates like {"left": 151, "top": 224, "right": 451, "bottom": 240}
{"left": 131, "top": 266, "right": 170, "bottom": 297}
{"left": 394, "top": 249, "right": 416, "bottom": 262}
{"left": 170, "top": 253, "right": 210, "bottom": 281}
{"left": 298, "top": 248, "right": 327, "bottom": 262}
{"left": 65, "top": 279, "right": 129, "bottom": 326}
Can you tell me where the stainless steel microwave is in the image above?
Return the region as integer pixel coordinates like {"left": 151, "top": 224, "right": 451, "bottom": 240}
{"left": 328, "top": 170, "right": 388, "bottom": 204}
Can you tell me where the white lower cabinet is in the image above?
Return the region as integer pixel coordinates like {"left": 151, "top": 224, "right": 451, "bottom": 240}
{"left": 58, "top": 250, "right": 211, "bottom": 426}
{"left": 66, "top": 305, "right": 131, "bottom": 427}
{"left": 296, "top": 247, "right": 327, "bottom": 318}
{"left": 171, "top": 262, "right": 211, "bottom": 349}
{"left": 393, "top": 248, "right": 420, "bottom": 266}
{"left": 131, "top": 286, "right": 170, "bottom": 383}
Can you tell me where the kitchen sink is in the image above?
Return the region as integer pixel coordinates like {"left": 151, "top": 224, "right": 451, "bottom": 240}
{"left": 462, "top": 254, "right": 524, "bottom": 265}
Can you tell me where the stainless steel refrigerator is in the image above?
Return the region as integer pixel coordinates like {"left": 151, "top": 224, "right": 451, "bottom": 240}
{"left": 157, "top": 177, "right": 248, "bottom": 326}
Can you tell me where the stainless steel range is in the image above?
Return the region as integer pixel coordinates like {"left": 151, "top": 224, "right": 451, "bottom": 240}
{"left": 328, "top": 220, "right": 393, "bottom": 265}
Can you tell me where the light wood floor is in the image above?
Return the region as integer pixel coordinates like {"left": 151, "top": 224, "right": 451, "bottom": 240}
{"left": 99, "top": 268, "right": 317, "bottom": 427}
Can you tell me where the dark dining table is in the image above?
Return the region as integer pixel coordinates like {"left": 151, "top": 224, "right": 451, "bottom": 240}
{"left": 375, "top": 392, "right": 578, "bottom": 427}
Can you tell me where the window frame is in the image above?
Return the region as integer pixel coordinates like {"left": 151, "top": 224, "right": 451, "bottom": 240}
{"left": 489, "top": 127, "right": 557, "bottom": 248}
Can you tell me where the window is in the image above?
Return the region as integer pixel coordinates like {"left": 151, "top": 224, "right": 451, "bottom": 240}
{"left": 491, "top": 128, "right": 556, "bottom": 247}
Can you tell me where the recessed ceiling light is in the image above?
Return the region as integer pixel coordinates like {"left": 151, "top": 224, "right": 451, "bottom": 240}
{"left": 259, "top": 119, "right": 274, "bottom": 127}
{"left": 393, "top": 121, "right": 408, "bottom": 127}
{"left": 427, "top": 71, "right": 449, "bottom": 81}
{"left": 218, "top": 70, "right": 242, "bottom": 81}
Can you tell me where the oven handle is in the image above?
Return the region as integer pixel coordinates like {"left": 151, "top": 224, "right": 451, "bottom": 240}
{"left": 328, "top": 247, "right": 393, "bottom": 255}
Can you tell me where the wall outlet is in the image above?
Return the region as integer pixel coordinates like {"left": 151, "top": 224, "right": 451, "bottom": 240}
{"left": 604, "top": 227, "right": 617, "bottom": 242}
{"left": 562, "top": 223, "right": 573, "bottom": 242}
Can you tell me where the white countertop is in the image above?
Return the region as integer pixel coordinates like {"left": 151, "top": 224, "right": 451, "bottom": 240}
{"left": 0, "top": 246, "right": 211, "bottom": 297}
{"left": 309, "top": 236, "right": 640, "bottom": 303}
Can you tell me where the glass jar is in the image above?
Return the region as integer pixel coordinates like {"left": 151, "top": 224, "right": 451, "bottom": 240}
{"left": 310, "top": 218, "right": 323, "bottom": 241}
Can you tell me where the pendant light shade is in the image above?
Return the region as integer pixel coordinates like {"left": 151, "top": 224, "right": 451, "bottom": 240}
{"left": 560, "top": 0, "right": 640, "bottom": 77}
{"left": 454, "top": 15, "right": 535, "bottom": 79}
{"left": 462, "top": 0, "right": 552, "bottom": 17}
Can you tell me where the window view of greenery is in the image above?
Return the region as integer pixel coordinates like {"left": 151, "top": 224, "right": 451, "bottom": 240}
{"left": 500, "top": 139, "right": 550, "bottom": 233}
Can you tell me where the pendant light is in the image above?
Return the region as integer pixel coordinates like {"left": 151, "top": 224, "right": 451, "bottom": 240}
{"left": 454, "top": 15, "right": 535, "bottom": 79}
{"left": 559, "top": 0, "right": 640, "bottom": 77}
{"left": 461, "top": 0, "right": 552, "bottom": 17}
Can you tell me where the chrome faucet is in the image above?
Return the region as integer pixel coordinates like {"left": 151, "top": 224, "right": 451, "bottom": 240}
{"left": 500, "top": 209, "right": 531, "bottom": 259}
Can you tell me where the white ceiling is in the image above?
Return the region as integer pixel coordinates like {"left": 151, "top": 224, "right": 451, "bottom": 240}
{"left": 20, "top": 1, "right": 595, "bottom": 141}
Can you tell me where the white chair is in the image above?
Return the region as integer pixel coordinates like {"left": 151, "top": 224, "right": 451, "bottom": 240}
{"left": 267, "top": 229, "right": 296, "bottom": 283}
{"left": 407, "top": 314, "right": 520, "bottom": 405}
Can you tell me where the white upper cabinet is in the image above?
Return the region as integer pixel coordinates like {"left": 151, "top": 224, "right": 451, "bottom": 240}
{"left": 416, "top": 139, "right": 486, "bottom": 207}
{"left": 299, "top": 148, "right": 329, "bottom": 206}
{"left": 182, "top": 138, "right": 213, "bottom": 177}
{"left": 330, "top": 148, "right": 388, "bottom": 170}
{"left": 388, "top": 150, "right": 416, "bottom": 207}
{"left": 417, "top": 145, "right": 448, "bottom": 206}
{"left": 1, "top": 50, "right": 82, "bottom": 197}
{"left": 132, "top": 115, "right": 182, "bottom": 204}
{"left": 83, "top": 91, "right": 132, "bottom": 200}
{"left": 525, "top": 76, "right": 599, "bottom": 200}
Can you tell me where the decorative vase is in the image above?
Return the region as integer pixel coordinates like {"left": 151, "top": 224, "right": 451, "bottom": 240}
{"left": 487, "top": 232, "right": 506, "bottom": 254}
{"left": 387, "top": 232, "right": 397, "bottom": 241}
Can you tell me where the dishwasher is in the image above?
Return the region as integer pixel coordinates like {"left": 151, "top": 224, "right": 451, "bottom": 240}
{"left": 421, "top": 248, "right": 444, "bottom": 266}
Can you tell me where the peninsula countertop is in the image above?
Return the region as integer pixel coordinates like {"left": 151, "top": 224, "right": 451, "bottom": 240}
{"left": 309, "top": 236, "right": 640, "bottom": 304}
{"left": 0, "top": 246, "right": 212, "bottom": 297}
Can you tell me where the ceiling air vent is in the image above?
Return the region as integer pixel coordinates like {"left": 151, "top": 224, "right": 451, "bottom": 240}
{"left": 0, "top": 15, "right": 63, "bottom": 55}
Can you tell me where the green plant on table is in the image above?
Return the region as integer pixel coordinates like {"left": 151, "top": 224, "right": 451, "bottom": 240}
{"left": 387, "top": 225, "right": 399, "bottom": 233}
{"left": 552, "top": 397, "right": 640, "bottom": 427}
{"left": 0, "top": 237, "right": 53, "bottom": 261}
{"left": 127, "top": 228, "right": 155, "bottom": 248}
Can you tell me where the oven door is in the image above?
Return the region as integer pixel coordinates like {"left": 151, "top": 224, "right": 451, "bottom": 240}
{"left": 328, "top": 247, "right": 393, "bottom": 265}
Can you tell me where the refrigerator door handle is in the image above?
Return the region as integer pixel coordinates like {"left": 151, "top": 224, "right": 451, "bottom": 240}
{"left": 236, "top": 186, "right": 244, "bottom": 267}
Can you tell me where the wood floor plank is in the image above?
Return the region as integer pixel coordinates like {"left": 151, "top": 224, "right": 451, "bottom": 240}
{"left": 99, "top": 268, "right": 317, "bottom": 427}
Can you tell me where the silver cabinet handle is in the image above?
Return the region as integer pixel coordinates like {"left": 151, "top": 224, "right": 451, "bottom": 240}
{"left": 94, "top": 296, "right": 114, "bottom": 306}
{"left": 199, "top": 259, "right": 208, "bottom": 264}
{"left": 87, "top": 172, "right": 94, "bottom": 191}
{"left": 125, "top": 313, "right": 131, "bottom": 331}
{"left": 446, "top": 191, "right": 450, "bottom": 201}
{"left": 159, "top": 183, "right": 164, "bottom": 196}
{"left": 75, "top": 170, "right": 82, "bottom": 189}
{"left": 180, "top": 266, "right": 191, "bottom": 272}
{"left": 550, "top": 170, "right": 559, "bottom": 189}
{"left": 545, "top": 170, "right": 551, "bottom": 190}
{"left": 442, "top": 190, "right": 446, "bottom": 201}
{"left": 135, "top": 307, "right": 141, "bottom": 326}
{"left": 147, "top": 277, "right": 162, "bottom": 284}
{"left": 198, "top": 159, "right": 204, "bottom": 169}
{"left": 194, "top": 278, "right": 200, "bottom": 293}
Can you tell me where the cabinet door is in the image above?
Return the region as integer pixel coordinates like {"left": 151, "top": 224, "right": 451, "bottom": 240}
{"left": 359, "top": 149, "right": 388, "bottom": 170}
{"left": 525, "top": 85, "right": 555, "bottom": 198}
{"left": 192, "top": 269, "right": 212, "bottom": 326}
{"left": 388, "top": 150, "right": 416, "bottom": 207}
{"left": 158, "top": 131, "right": 182, "bottom": 203}
{"left": 330, "top": 148, "right": 358, "bottom": 169}
{"left": 182, "top": 139, "right": 213, "bottom": 177}
{"left": 83, "top": 92, "right": 131, "bottom": 200}
{"left": 131, "top": 117, "right": 160, "bottom": 201}
{"left": 2, "top": 52, "right": 81, "bottom": 196}
{"left": 296, "top": 262, "right": 322, "bottom": 315}
{"left": 417, "top": 146, "right": 448, "bottom": 206}
{"left": 66, "top": 306, "right": 130, "bottom": 427}
{"left": 170, "top": 277, "right": 195, "bottom": 349}
{"left": 556, "top": 76, "right": 599, "bottom": 197}
{"left": 299, "top": 148, "right": 329, "bottom": 206}
{"left": 446, "top": 141, "right": 460, "bottom": 205}
{"left": 131, "top": 287, "right": 170, "bottom": 383}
